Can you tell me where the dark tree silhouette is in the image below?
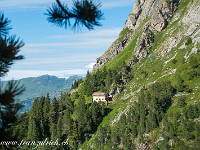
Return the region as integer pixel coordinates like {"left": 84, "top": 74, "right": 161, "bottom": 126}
{"left": 0, "top": 13, "right": 25, "bottom": 148}
{"left": 45, "top": 0, "right": 104, "bottom": 30}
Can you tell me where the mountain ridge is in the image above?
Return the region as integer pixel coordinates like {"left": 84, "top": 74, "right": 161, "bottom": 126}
{"left": 3, "top": 74, "right": 83, "bottom": 113}
{"left": 83, "top": 0, "right": 200, "bottom": 149}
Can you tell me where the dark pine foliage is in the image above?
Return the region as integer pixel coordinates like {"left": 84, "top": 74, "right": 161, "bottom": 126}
{"left": 83, "top": 64, "right": 134, "bottom": 96}
{"left": 0, "top": 13, "right": 25, "bottom": 149}
{"left": 45, "top": 0, "right": 104, "bottom": 31}
{"left": 71, "top": 78, "right": 83, "bottom": 90}
{"left": 14, "top": 93, "right": 106, "bottom": 149}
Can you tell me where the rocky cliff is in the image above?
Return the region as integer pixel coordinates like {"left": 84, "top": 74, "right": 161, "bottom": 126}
{"left": 92, "top": 28, "right": 133, "bottom": 71}
{"left": 93, "top": 0, "right": 200, "bottom": 71}
{"left": 81, "top": 0, "right": 200, "bottom": 149}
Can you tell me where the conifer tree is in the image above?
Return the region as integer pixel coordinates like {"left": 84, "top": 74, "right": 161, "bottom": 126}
{"left": 118, "top": 114, "right": 126, "bottom": 136}
{"left": 85, "top": 104, "right": 92, "bottom": 136}
{"left": 38, "top": 96, "right": 45, "bottom": 119}
{"left": 91, "top": 101, "right": 100, "bottom": 127}
{"left": 74, "top": 94, "right": 87, "bottom": 139}
{"left": 64, "top": 94, "right": 74, "bottom": 112}
{"left": 72, "top": 121, "right": 79, "bottom": 149}
{"left": 14, "top": 112, "right": 29, "bottom": 140}
{"left": 98, "top": 125, "right": 106, "bottom": 150}
{"left": 105, "top": 69, "right": 113, "bottom": 91}
{"left": 102, "top": 66, "right": 107, "bottom": 80}
{"left": 27, "top": 98, "right": 40, "bottom": 140}
{"left": 40, "top": 119, "right": 45, "bottom": 140}
{"left": 174, "top": 75, "right": 185, "bottom": 92}
{"left": 49, "top": 97, "right": 59, "bottom": 140}
{"left": 0, "top": 13, "right": 25, "bottom": 147}
{"left": 62, "top": 108, "right": 72, "bottom": 137}
{"left": 43, "top": 94, "right": 50, "bottom": 119}
{"left": 43, "top": 94, "right": 51, "bottom": 138}
{"left": 57, "top": 113, "right": 63, "bottom": 141}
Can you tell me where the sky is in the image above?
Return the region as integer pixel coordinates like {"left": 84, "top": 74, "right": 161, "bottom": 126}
{"left": 1, "top": 0, "right": 135, "bottom": 80}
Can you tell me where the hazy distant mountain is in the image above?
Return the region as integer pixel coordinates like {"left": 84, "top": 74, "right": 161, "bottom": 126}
{"left": 2, "top": 75, "right": 83, "bottom": 113}
{"left": 17, "top": 75, "right": 83, "bottom": 100}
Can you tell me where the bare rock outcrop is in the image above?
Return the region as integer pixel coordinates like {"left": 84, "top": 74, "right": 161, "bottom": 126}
{"left": 157, "top": 0, "right": 200, "bottom": 58}
{"left": 151, "top": 0, "right": 180, "bottom": 31}
{"left": 125, "top": 0, "right": 162, "bottom": 32}
{"left": 93, "top": 33, "right": 132, "bottom": 71}
{"left": 134, "top": 25, "right": 154, "bottom": 59}
{"left": 93, "top": 0, "right": 182, "bottom": 71}
{"left": 133, "top": 0, "right": 181, "bottom": 59}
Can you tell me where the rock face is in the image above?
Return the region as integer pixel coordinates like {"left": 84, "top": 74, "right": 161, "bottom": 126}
{"left": 93, "top": 0, "right": 163, "bottom": 71}
{"left": 134, "top": 25, "right": 154, "bottom": 59}
{"left": 93, "top": 0, "right": 198, "bottom": 71}
{"left": 125, "top": 0, "right": 162, "bottom": 31}
{"left": 126, "top": 0, "right": 180, "bottom": 32}
{"left": 127, "top": 0, "right": 181, "bottom": 60}
{"left": 93, "top": 32, "right": 132, "bottom": 71}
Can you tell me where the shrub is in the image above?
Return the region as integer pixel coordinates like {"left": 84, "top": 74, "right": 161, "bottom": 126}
{"left": 172, "top": 59, "right": 177, "bottom": 64}
{"left": 177, "top": 97, "right": 186, "bottom": 108}
{"left": 189, "top": 55, "right": 198, "bottom": 68}
{"left": 185, "top": 37, "right": 192, "bottom": 45}
{"left": 174, "top": 75, "right": 185, "bottom": 92}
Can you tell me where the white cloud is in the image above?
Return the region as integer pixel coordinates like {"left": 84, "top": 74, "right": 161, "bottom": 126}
{"left": 22, "top": 28, "right": 122, "bottom": 54}
{"left": 0, "top": 0, "right": 56, "bottom": 9}
{"left": 85, "top": 63, "right": 96, "bottom": 69}
{"left": 46, "top": 28, "right": 122, "bottom": 39}
{"left": 16, "top": 53, "right": 100, "bottom": 66}
{"left": 102, "top": 0, "right": 134, "bottom": 9}
{"left": 3, "top": 69, "right": 86, "bottom": 81}
{"left": 0, "top": 0, "right": 134, "bottom": 10}
{"left": 9, "top": 27, "right": 121, "bottom": 80}
{"left": 25, "top": 37, "right": 116, "bottom": 49}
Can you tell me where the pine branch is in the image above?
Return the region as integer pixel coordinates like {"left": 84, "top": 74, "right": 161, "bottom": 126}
{"left": 0, "top": 80, "right": 25, "bottom": 106}
{"left": 0, "top": 13, "right": 12, "bottom": 38}
{"left": 0, "top": 36, "right": 24, "bottom": 77}
{"left": 45, "top": 0, "right": 104, "bottom": 31}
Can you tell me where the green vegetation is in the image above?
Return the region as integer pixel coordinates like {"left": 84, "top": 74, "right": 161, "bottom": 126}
{"left": 82, "top": 63, "right": 133, "bottom": 97}
{"left": 6, "top": 0, "right": 200, "bottom": 149}
{"left": 186, "top": 37, "right": 193, "bottom": 45}
{"left": 2, "top": 75, "right": 82, "bottom": 113}
{"left": 2, "top": 75, "right": 82, "bottom": 101}
{"left": 118, "top": 27, "right": 132, "bottom": 42}
{"left": 76, "top": 1, "right": 200, "bottom": 148}
{"left": 13, "top": 93, "right": 107, "bottom": 149}
{"left": 0, "top": 13, "right": 25, "bottom": 149}
{"left": 71, "top": 78, "right": 83, "bottom": 90}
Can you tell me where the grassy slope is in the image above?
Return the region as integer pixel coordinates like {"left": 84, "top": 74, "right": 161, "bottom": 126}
{"left": 79, "top": 0, "right": 200, "bottom": 148}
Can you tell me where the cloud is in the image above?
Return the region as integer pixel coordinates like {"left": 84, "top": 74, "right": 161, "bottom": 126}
{"left": 102, "top": 0, "right": 134, "bottom": 9}
{"left": 0, "top": 0, "right": 55, "bottom": 10}
{"left": 6, "top": 28, "right": 122, "bottom": 80}
{"left": 25, "top": 37, "right": 116, "bottom": 49}
{"left": 3, "top": 69, "right": 86, "bottom": 81}
{"left": 22, "top": 28, "right": 122, "bottom": 54}
{"left": 0, "top": 0, "right": 134, "bottom": 10}
{"left": 12, "top": 52, "right": 101, "bottom": 70}
{"left": 85, "top": 63, "right": 96, "bottom": 69}
{"left": 46, "top": 28, "right": 122, "bottom": 39}
{"left": 22, "top": 54, "right": 98, "bottom": 64}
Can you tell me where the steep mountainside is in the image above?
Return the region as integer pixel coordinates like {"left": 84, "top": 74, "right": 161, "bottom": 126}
{"left": 14, "top": 0, "right": 200, "bottom": 149}
{"left": 93, "top": 0, "right": 199, "bottom": 71}
{"left": 81, "top": 0, "right": 200, "bottom": 149}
